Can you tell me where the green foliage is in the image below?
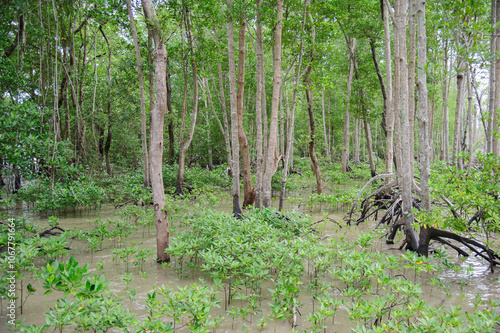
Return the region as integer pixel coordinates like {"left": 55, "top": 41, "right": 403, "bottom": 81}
{"left": 20, "top": 257, "right": 135, "bottom": 333}
{"left": 430, "top": 153, "right": 500, "bottom": 241}
{"left": 162, "top": 163, "right": 230, "bottom": 191}
{"left": 14, "top": 178, "right": 106, "bottom": 212}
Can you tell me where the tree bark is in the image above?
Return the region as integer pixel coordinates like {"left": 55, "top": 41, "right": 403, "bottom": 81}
{"left": 452, "top": 61, "right": 465, "bottom": 169}
{"left": 303, "top": 11, "right": 323, "bottom": 195}
{"left": 166, "top": 57, "right": 175, "bottom": 166}
{"left": 415, "top": 0, "right": 431, "bottom": 255}
{"left": 127, "top": 0, "right": 149, "bottom": 186}
{"left": 363, "top": 119, "right": 376, "bottom": 177}
{"left": 142, "top": 0, "right": 169, "bottom": 263}
{"left": 442, "top": 40, "right": 450, "bottom": 162}
{"left": 236, "top": 13, "right": 256, "bottom": 207}
{"left": 254, "top": 4, "right": 264, "bottom": 209}
{"left": 408, "top": 0, "right": 416, "bottom": 172}
{"left": 395, "top": 0, "right": 419, "bottom": 251}
{"left": 279, "top": 0, "right": 307, "bottom": 211}
{"left": 99, "top": 26, "right": 113, "bottom": 177}
{"left": 175, "top": 4, "right": 199, "bottom": 196}
{"left": 262, "top": 0, "right": 283, "bottom": 207}
{"left": 353, "top": 118, "right": 360, "bottom": 164}
{"left": 488, "top": 0, "right": 497, "bottom": 153}
{"left": 493, "top": 0, "right": 500, "bottom": 155}
{"left": 342, "top": 37, "right": 357, "bottom": 173}
{"left": 383, "top": 2, "right": 395, "bottom": 179}
{"left": 226, "top": 0, "right": 243, "bottom": 217}
{"left": 322, "top": 89, "right": 330, "bottom": 159}
{"left": 213, "top": 28, "right": 232, "bottom": 168}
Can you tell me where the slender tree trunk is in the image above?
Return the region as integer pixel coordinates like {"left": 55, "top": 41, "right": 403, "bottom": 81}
{"left": 472, "top": 104, "right": 477, "bottom": 152}
{"left": 383, "top": 3, "right": 395, "bottom": 178}
{"left": 442, "top": 40, "right": 450, "bottom": 162}
{"left": 395, "top": 0, "right": 419, "bottom": 251}
{"left": 353, "top": 118, "right": 360, "bottom": 163}
{"left": 303, "top": 11, "right": 323, "bottom": 194}
{"left": 363, "top": 119, "right": 376, "bottom": 177}
{"left": 342, "top": 37, "right": 356, "bottom": 173}
{"left": 408, "top": 0, "right": 416, "bottom": 171}
{"left": 166, "top": 57, "right": 175, "bottom": 165}
{"left": 452, "top": 60, "right": 465, "bottom": 169}
{"left": 280, "top": 87, "right": 285, "bottom": 158}
{"left": 487, "top": 0, "right": 497, "bottom": 153}
{"left": 236, "top": 13, "right": 256, "bottom": 207}
{"left": 213, "top": 28, "right": 232, "bottom": 168}
{"left": 147, "top": 30, "right": 155, "bottom": 157}
{"left": 416, "top": 0, "right": 432, "bottom": 255}
{"left": 180, "top": 61, "right": 188, "bottom": 148}
{"left": 227, "top": 0, "right": 243, "bottom": 216}
{"left": 279, "top": 0, "right": 307, "bottom": 211}
{"left": 176, "top": 4, "right": 199, "bottom": 195}
{"left": 206, "top": 71, "right": 232, "bottom": 169}
{"left": 262, "top": 0, "right": 283, "bottom": 207}
{"left": 203, "top": 80, "right": 213, "bottom": 170}
{"left": 493, "top": 0, "right": 500, "bottom": 155}
{"left": 464, "top": 67, "right": 473, "bottom": 158}
{"left": 322, "top": 88, "right": 330, "bottom": 158}
{"left": 142, "top": 0, "right": 169, "bottom": 263}
{"left": 127, "top": 0, "right": 149, "bottom": 186}
{"left": 99, "top": 26, "right": 113, "bottom": 176}
{"left": 254, "top": 4, "right": 264, "bottom": 209}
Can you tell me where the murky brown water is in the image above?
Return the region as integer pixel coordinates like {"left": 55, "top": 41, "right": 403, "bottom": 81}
{"left": 1, "top": 194, "right": 499, "bottom": 332}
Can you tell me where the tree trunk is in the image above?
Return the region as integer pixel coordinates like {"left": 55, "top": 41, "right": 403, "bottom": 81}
{"left": 408, "top": 0, "right": 416, "bottom": 172}
{"left": 280, "top": 87, "right": 285, "bottom": 158}
{"left": 442, "top": 40, "right": 450, "bottom": 162}
{"left": 179, "top": 60, "right": 188, "bottom": 145}
{"left": 126, "top": 0, "right": 149, "bottom": 186}
{"left": 322, "top": 88, "right": 330, "bottom": 159}
{"left": 342, "top": 37, "right": 357, "bottom": 173}
{"left": 353, "top": 118, "right": 360, "bottom": 164}
{"left": 383, "top": 3, "right": 395, "bottom": 178}
{"left": 166, "top": 57, "right": 175, "bottom": 166}
{"left": 463, "top": 67, "right": 473, "bottom": 159}
{"left": 99, "top": 26, "right": 113, "bottom": 176}
{"left": 279, "top": 0, "right": 307, "bottom": 211}
{"left": 363, "top": 119, "right": 376, "bottom": 177}
{"left": 303, "top": 12, "right": 323, "bottom": 194}
{"left": 227, "top": 0, "right": 243, "bottom": 217}
{"left": 213, "top": 28, "right": 232, "bottom": 168}
{"left": 395, "top": 0, "right": 419, "bottom": 251}
{"left": 452, "top": 60, "right": 465, "bottom": 169}
{"left": 472, "top": 104, "right": 477, "bottom": 152}
{"left": 203, "top": 80, "right": 213, "bottom": 170}
{"left": 262, "top": 0, "right": 283, "bottom": 208}
{"left": 142, "top": 0, "right": 169, "bottom": 263}
{"left": 415, "top": 0, "right": 432, "bottom": 255}
{"left": 236, "top": 14, "right": 256, "bottom": 207}
{"left": 175, "top": 4, "right": 199, "bottom": 196}
{"left": 254, "top": 4, "right": 264, "bottom": 209}
{"left": 487, "top": 0, "right": 497, "bottom": 153}
{"left": 493, "top": 0, "right": 500, "bottom": 155}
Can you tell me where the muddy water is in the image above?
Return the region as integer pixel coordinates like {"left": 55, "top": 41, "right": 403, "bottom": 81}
{"left": 2, "top": 196, "right": 500, "bottom": 332}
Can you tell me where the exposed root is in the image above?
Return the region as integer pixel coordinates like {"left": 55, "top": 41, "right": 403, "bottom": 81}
{"left": 349, "top": 176, "right": 500, "bottom": 270}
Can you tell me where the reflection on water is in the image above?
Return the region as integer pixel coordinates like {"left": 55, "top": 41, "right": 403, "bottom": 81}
{"left": 1, "top": 194, "right": 499, "bottom": 332}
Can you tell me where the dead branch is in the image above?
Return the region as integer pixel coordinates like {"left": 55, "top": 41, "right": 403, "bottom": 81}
{"left": 115, "top": 199, "right": 138, "bottom": 209}
{"left": 39, "top": 226, "right": 66, "bottom": 238}
{"left": 348, "top": 173, "right": 396, "bottom": 224}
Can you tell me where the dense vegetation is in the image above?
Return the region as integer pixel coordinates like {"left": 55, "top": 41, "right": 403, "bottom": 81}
{"left": 1, "top": 0, "right": 500, "bottom": 331}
